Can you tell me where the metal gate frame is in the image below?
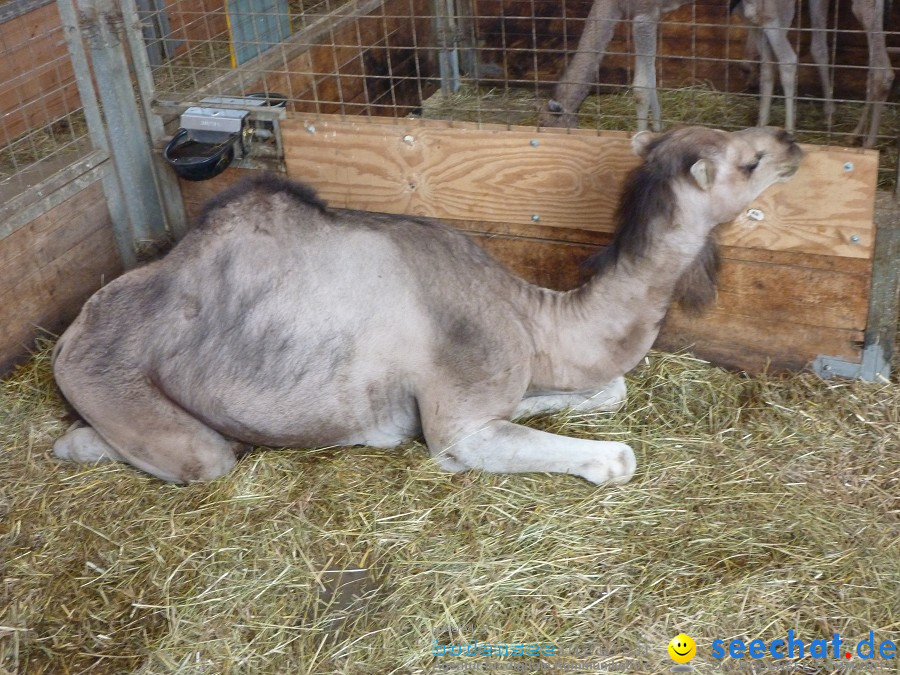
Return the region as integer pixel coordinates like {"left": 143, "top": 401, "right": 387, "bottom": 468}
{"left": 0, "top": 0, "right": 186, "bottom": 270}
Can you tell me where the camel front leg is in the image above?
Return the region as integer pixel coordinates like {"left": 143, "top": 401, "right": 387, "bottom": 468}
{"left": 418, "top": 378, "right": 635, "bottom": 485}
{"left": 513, "top": 376, "right": 626, "bottom": 419}
{"left": 757, "top": 33, "right": 776, "bottom": 127}
{"left": 761, "top": 23, "right": 798, "bottom": 132}
{"left": 539, "top": 0, "right": 623, "bottom": 128}
{"left": 851, "top": 0, "right": 894, "bottom": 148}
{"left": 808, "top": 0, "right": 835, "bottom": 125}
{"left": 425, "top": 418, "right": 636, "bottom": 486}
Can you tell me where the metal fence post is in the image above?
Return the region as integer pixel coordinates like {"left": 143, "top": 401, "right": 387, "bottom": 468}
{"left": 431, "top": 0, "right": 461, "bottom": 96}
{"left": 71, "top": 0, "right": 168, "bottom": 253}
{"left": 57, "top": 0, "right": 136, "bottom": 268}
{"left": 120, "top": 0, "right": 189, "bottom": 240}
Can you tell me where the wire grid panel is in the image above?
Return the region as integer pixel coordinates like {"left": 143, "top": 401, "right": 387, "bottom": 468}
{"left": 141, "top": 0, "right": 898, "bottom": 185}
{"left": 0, "top": 0, "right": 95, "bottom": 199}
{"left": 148, "top": 0, "right": 437, "bottom": 116}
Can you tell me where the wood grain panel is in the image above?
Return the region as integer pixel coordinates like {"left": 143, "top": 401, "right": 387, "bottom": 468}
{"left": 0, "top": 179, "right": 122, "bottom": 375}
{"left": 282, "top": 115, "right": 877, "bottom": 258}
{"left": 657, "top": 311, "right": 865, "bottom": 373}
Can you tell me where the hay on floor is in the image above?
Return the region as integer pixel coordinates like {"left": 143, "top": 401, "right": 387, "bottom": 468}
{"left": 1, "top": 337, "right": 897, "bottom": 673}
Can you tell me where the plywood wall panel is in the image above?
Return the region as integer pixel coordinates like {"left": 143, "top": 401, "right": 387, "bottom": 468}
{"left": 0, "top": 178, "right": 122, "bottom": 374}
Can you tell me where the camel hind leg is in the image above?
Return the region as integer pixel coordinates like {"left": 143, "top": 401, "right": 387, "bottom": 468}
{"left": 54, "top": 364, "right": 239, "bottom": 483}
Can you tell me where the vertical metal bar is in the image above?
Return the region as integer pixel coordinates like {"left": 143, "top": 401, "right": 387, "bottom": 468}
{"left": 153, "top": 0, "right": 183, "bottom": 59}
{"left": 863, "top": 209, "right": 899, "bottom": 382}
{"left": 895, "top": 134, "right": 900, "bottom": 201}
{"left": 135, "top": 0, "right": 163, "bottom": 66}
{"left": 455, "top": 0, "right": 478, "bottom": 78}
{"left": 74, "top": 0, "right": 168, "bottom": 251}
{"left": 431, "top": 0, "right": 460, "bottom": 95}
{"left": 119, "top": 0, "right": 189, "bottom": 240}
{"left": 57, "top": 0, "right": 136, "bottom": 268}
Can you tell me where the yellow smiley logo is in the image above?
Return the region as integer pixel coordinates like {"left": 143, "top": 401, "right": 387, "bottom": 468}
{"left": 668, "top": 633, "right": 697, "bottom": 663}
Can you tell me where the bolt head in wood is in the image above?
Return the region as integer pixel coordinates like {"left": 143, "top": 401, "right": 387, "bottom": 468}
{"left": 746, "top": 208, "right": 765, "bottom": 221}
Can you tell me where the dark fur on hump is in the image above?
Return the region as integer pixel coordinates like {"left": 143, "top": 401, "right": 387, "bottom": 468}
{"left": 582, "top": 131, "right": 721, "bottom": 315}
{"left": 195, "top": 173, "right": 328, "bottom": 228}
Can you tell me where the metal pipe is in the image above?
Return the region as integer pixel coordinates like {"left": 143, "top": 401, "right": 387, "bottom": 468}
{"left": 74, "top": 0, "right": 168, "bottom": 250}
{"left": 57, "top": 0, "right": 136, "bottom": 268}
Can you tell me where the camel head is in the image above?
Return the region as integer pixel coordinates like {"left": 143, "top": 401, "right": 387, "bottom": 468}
{"left": 586, "top": 125, "right": 802, "bottom": 315}
{"left": 630, "top": 125, "right": 803, "bottom": 226}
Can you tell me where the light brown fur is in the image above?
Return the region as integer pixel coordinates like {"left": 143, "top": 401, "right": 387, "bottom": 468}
{"left": 52, "top": 127, "right": 803, "bottom": 485}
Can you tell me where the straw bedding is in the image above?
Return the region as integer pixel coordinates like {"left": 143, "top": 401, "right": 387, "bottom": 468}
{"left": 1, "top": 76, "right": 897, "bottom": 675}
{"left": 1, "top": 333, "right": 897, "bottom": 673}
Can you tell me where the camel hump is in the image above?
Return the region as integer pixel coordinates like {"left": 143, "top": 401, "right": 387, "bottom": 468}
{"left": 195, "top": 173, "right": 329, "bottom": 230}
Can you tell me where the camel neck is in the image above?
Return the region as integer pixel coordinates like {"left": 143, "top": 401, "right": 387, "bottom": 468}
{"left": 527, "top": 213, "right": 714, "bottom": 392}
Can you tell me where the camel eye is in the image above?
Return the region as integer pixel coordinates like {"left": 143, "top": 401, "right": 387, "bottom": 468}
{"left": 743, "top": 152, "right": 764, "bottom": 175}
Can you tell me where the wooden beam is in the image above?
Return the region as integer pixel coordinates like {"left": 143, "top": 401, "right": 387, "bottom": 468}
{"left": 282, "top": 115, "right": 878, "bottom": 259}
{"left": 0, "top": 179, "right": 122, "bottom": 375}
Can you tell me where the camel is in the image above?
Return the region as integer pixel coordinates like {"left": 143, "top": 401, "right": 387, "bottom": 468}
{"left": 538, "top": 0, "right": 690, "bottom": 130}
{"left": 51, "top": 126, "right": 803, "bottom": 484}
{"left": 738, "top": 0, "right": 894, "bottom": 148}
{"left": 540, "top": 0, "right": 893, "bottom": 147}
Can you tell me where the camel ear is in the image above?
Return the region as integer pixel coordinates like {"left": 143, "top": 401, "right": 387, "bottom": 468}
{"left": 631, "top": 130, "right": 656, "bottom": 158}
{"left": 689, "top": 158, "right": 716, "bottom": 190}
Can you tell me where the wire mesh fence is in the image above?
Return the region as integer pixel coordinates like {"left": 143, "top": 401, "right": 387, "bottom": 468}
{"left": 137, "top": 0, "right": 898, "bottom": 185}
{"left": 0, "top": 0, "right": 896, "bottom": 192}
{"left": 0, "top": 0, "right": 94, "bottom": 199}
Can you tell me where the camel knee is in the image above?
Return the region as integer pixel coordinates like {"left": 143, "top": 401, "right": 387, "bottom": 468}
{"left": 428, "top": 447, "right": 469, "bottom": 473}
{"left": 584, "top": 376, "right": 627, "bottom": 412}
{"left": 141, "top": 437, "right": 239, "bottom": 483}
{"left": 539, "top": 99, "right": 577, "bottom": 128}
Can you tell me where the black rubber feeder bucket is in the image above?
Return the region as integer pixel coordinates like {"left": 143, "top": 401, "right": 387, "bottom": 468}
{"left": 163, "top": 128, "right": 238, "bottom": 182}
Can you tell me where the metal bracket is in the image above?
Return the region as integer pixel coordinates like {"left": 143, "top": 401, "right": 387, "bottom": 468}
{"left": 812, "top": 344, "right": 891, "bottom": 384}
